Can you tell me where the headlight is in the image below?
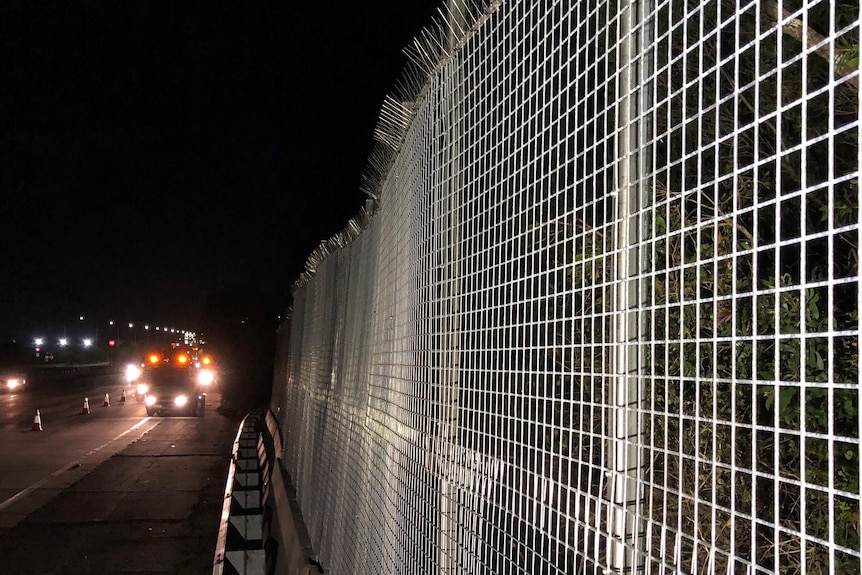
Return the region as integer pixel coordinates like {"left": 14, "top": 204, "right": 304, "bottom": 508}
{"left": 197, "top": 369, "right": 214, "bottom": 385}
{"left": 125, "top": 364, "right": 142, "bottom": 382}
{"left": 6, "top": 379, "right": 21, "bottom": 390}
{"left": 145, "top": 395, "right": 157, "bottom": 406}
{"left": 174, "top": 395, "right": 188, "bottom": 407}
{"left": 137, "top": 383, "right": 149, "bottom": 395}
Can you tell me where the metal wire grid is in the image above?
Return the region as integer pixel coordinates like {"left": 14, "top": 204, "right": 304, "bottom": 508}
{"left": 274, "top": 1, "right": 860, "bottom": 574}
{"left": 638, "top": 1, "right": 861, "bottom": 573}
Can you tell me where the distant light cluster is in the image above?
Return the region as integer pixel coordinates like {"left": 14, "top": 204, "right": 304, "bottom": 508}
{"left": 30, "top": 316, "right": 196, "bottom": 351}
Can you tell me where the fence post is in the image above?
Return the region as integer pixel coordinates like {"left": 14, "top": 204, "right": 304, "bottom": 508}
{"left": 438, "top": 4, "right": 464, "bottom": 570}
{"left": 607, "top": 0, "right": 650, "bottom": 572}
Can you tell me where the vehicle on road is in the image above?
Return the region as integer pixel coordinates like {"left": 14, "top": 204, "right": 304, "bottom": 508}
{"left": 1, "top": 368, "right": 27, "bottom": 393}
{"left": 124, "top": 362, "right": 146, "bottom": 402}
{"left": 0, "top": 342, "right": 29, "bottom": 393}
{"left": 132, "top": 350, "right": 213, "bottom": 416}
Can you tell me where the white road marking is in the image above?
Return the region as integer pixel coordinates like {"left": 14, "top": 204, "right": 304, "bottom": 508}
{"left": 0, "top": 417, "right": 159, "bottom": 512}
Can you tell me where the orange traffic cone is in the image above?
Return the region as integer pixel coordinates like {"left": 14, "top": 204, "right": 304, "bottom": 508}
{"left": 103, "top": 393, "right": 110, "bottom": 407}
{"left": 81, "top": 397, "right": 90, "bottom": 414}
{"left": 31, "top": 409, "right": 43, "bottom": 431}
{"left": 120, "top": 389, "right": 127, "bottom": 402}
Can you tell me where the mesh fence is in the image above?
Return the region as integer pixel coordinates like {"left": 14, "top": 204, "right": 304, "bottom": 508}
{"left": 272, "top": 1, "right": 861, "bottom": 573}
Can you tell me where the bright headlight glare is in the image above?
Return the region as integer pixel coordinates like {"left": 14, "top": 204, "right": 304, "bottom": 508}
{"left": 125, "top": 365, "right": 142, "bottom": 382}
{"left": 7, "top": 379, "right": 20, "bottom": 389}
{"left": 137, "top": 383, "right": 149, "bottom": 395}
{"left": 174, "top": 395, "right": 188, "bottom": 407}
{"left": 197, "top": 370, "right": 214, "bottom": 385}
{"left": 145, "top": 395, "right": 157, "bottom": 406}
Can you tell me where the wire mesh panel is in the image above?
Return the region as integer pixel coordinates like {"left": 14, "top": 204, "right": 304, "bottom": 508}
{"left": 273, "top": 1, "right": 860, "bottom": 573}
{"left": 640, "top": 1, "right": 860, "bottom": 573}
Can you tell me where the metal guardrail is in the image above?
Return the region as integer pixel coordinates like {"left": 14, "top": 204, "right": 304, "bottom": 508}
{"left": 213, "top": 409, "right": 321, "bottom": 575}
{"left": 29, "top": 362, "right": 114, "bottom": 379}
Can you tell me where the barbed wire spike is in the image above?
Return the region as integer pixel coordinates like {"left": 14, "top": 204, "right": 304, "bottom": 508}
{"left": 292, "top": 0, "right": 498, "bottom": 292}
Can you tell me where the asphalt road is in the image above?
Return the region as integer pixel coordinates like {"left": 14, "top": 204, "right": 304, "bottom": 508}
{"left": 0, "top": 373, "right": 241, "bottom": 574}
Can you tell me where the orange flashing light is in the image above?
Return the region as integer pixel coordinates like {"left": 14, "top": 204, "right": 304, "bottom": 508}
{"left": 202, "top": 356, "right": 212, "bottom": 365}
{"left": 176, "top": 353, "right": 189, "bottom": 365}
{"left": 148, "top": 354, "right": 161, "bottom": 365}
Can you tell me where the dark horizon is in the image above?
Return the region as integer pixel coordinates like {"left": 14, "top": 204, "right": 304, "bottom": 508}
{"left": 0, "top": 1, "right": 442, "bottom": 341}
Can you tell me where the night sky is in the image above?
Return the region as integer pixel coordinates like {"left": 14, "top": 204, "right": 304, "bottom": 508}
{"left": 0, "top": 1, "right": 441, "bottom": 340}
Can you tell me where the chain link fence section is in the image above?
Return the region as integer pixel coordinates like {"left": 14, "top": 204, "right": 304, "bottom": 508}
{"left": 272, "top": 1, "right": 860, "bottom": 573}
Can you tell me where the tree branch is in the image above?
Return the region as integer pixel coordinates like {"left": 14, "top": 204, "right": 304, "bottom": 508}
{"left": 761, "top": 0, "right": 858, "bottom": 91}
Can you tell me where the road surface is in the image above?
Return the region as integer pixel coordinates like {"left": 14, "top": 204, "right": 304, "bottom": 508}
{"left": 0, "top": 373, "right": 240, "bottom": 574}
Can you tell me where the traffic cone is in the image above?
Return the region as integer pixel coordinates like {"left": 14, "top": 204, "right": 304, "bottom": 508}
{"left": 81, "top": 397, "right": 90, "bottom": 414}
{"left": 103, "top": 393, "right": 110, "bottom": 407}
{"left": 120, "top": 389, "right": 127, "bottom": 402}
{"left": 31, "top": 409, "right": 43, "bottom": 431}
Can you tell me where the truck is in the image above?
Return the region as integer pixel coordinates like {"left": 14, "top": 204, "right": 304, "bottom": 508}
{"left": 128, "top": 349, "right": 213, "bottom": 416}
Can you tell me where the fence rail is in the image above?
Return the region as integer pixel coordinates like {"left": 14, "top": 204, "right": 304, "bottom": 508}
{"left": 271, "top": 1, "right": 861, "bottom": 573}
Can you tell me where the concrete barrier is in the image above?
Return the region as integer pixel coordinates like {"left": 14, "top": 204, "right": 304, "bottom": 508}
{"left": 213, "top": 409, "right": 321, "bottom": 575}
{"left": 27, "top": 362, "right": 115, "bottom": 384}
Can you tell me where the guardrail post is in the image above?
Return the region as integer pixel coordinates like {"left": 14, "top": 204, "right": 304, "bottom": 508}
{"left": 225, "top": 415, "right": 266, "bottom": 575}
{"left": 215, "top": 409, "right": 320, "bottom": 575}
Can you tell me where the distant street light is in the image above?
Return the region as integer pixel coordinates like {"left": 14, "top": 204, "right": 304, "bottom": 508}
{"left": 59, "top": 338, "right": 68, "bottom": 347}
{"left": 83, "top": 338, "right": 92, "bottom": 348}
{"left": 34, "top": 338, "right": 44, "bottom": 346}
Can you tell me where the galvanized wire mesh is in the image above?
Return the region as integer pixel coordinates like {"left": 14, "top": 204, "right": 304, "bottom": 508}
{"left": 273, "top": 1, "right": 861, "bottom": 573}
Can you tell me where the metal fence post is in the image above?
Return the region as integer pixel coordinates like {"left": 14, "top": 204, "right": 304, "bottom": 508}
{"left": 607, "top": 0, "right": 649, "bottom": 572}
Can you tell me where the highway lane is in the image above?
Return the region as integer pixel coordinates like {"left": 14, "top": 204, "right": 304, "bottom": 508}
{"left": 0, "top": 373, "right": 151, "bottom": 509}
{"left": 0, "top": 373, "right": 240, "bottom": 574}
